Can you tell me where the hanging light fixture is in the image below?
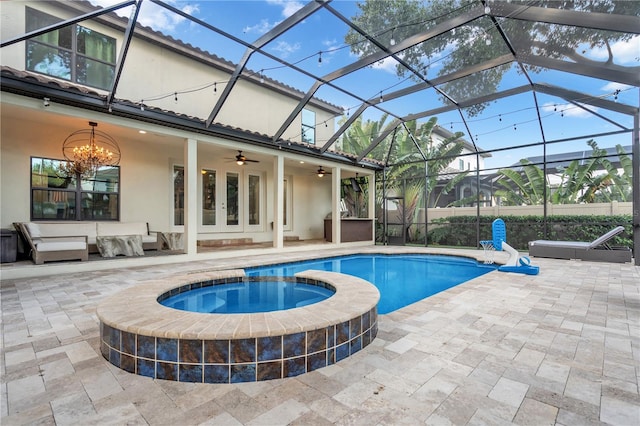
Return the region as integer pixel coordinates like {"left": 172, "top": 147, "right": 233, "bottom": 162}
{"left": 60, "top": 121, "right": 121, "bottom": 177}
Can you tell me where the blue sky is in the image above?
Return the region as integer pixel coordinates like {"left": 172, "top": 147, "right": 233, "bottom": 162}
{"left": 90, "top": 0, "right": 639, "bottom": 169}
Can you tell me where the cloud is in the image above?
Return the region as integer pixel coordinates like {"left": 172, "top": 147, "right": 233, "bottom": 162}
{"left": 541, "top": 102, "right": 597, "bottom": 118}
{"left": 371, "top": 56, "right": 399, "bottom": 74}
{"left": 243, "top": 0, "right": 303, "bottom": 35}
{"left": 601, "top": 82, "right": 632, "bottom": 92}
{"left": 267, "top": 0, "right": 304, "bottom": 18}
{"left": 271, "top": 40, "right": 301, "bottom": 59}
{"left": 89, "top": 0, "right": 200, "bottom": 32}
{"left": 243, "top": 19, "right": 275, "bottom": 35}
{"left": 587, "top": 35, "right": 640, "bottom": 64}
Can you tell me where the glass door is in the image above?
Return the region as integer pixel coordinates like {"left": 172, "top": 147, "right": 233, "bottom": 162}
{"left": 223, "top": 171, "right": 242, "bottom": 231}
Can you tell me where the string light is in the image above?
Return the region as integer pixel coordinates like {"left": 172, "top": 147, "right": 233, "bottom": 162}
{"left": 379, "top": 92, "right": 384, "bottom": 103}
{"left": 174, "top": 92, "right": 178, "bottom": 102}
{"left": 128, "top": 2, "right": 502, "bottom": 115}
{"left": 390, "top": 28, "right": 396, "bottom": 46}
{"left": 214, "top": 82, "right": 217, "bottom": 93}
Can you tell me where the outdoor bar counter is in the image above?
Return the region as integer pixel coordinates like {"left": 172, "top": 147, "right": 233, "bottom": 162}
{"left": 324, "top": 218, "right": 373, "bottom": 242}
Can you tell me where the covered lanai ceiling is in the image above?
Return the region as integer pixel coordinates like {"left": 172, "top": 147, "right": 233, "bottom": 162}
{"left": 3, "top": 0, "right": 639, "bottom": 171}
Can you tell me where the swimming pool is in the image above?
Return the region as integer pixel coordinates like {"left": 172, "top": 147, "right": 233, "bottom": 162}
{"left": 159, "top": 277, "right": 335, "bottom": 313}
{"left": 247, "top": 254, "right": 496, "bottom": 314}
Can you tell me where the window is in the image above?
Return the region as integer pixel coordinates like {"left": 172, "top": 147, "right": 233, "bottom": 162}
{"left": 25, "top": 7, "right": 116, "bottom": 90}
{"left": 301, "top": 109, "right": 316, "bottom": 145}
{"left": 283, "top": 176, "right": 292, "bottom": 230}
{"left": 226, "top": 172, "right": 239, "bottom": 226}
{"left": 31, "top": 157, "right": 119, "bottom": 220}
{"left": 459, "top": 159, "right": 464, "bottom": 170}
{"left": 173, "top": 166, "right": 184, "bottom": 226}
{"left": 248, "top": 174, "right": 260, "bottom": 225}
{"left": 202, "top": 169, "right": 216, "bottom": 226}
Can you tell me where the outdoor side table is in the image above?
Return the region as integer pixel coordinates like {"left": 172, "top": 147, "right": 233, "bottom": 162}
{"left": 161, "top": 232, "right": 184, "bottom": 250}
{"left": 96, "top": 234, "right": 144, "bottom": 257}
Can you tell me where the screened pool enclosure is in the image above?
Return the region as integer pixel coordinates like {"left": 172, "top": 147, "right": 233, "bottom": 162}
{"left": 2, "top": 0, "right": 638, "bottom": 264}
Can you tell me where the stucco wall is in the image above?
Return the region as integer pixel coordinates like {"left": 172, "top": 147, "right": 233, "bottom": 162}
{"left": 0, "top": 96, "right": 333, "bottom": 242}
{"left": 0, "top": 1, "right": 338, "bottom": 144}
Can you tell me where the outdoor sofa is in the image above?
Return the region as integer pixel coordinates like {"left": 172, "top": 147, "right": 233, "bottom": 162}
{"left": 15, "top": 221, "right": 161, "bottom": 264}
{"left": 528, "top": 226, "right": 632, "bottom": 263}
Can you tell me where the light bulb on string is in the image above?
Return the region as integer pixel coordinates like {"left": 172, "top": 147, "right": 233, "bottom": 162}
{"left": 318, "top": 52, "right": 322, "bottom": 64}
{"left": 390, "top": 28, "right": 396, "bottom": 46}
{"left": 213, "top": 82, "right": 217, "bottom": 93}
{"left": 379, "top": 92, "right": 384, "bottom": 103}
{"left": 498, "top": 114, "right": 502, "bottom": 122}
{"left": 260, "top": 70, "right": 264, "bottom": 84}
{"left": 174, "top": 92, "right": 178, "bottom": 102}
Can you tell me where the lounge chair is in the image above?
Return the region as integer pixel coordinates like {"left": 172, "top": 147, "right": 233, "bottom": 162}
{"left": 528, "top": 226, "right": 632, "bottom": 263}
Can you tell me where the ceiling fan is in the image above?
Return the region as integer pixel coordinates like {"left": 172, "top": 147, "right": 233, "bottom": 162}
{"left": 228, "top": 150, "right": 259, "bottom": 165}
{"left": 316, "top": 166, "right": 331, "bottom": 177}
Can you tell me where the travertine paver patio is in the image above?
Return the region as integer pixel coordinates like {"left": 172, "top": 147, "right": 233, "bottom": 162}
{"left": 1, "top": 246, "right": 639, "bottom": 425}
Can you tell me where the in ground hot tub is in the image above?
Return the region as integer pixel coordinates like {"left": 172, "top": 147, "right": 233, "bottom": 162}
{"left": 97, "top": 270, "right": 379, "bottom": 383}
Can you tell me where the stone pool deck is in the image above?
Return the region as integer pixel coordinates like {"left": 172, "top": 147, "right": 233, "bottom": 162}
{"left": 1, "top": 246, "right": 639, "bottom": 425}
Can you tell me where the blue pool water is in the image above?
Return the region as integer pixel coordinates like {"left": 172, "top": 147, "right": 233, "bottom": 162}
{"left": 246, "top": 254, "right": 496, "bottom": 314}
{"left": 161, "top": 280, "right": 335, "bottom": 313}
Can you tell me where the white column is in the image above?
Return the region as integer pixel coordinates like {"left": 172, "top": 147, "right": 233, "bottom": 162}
{"left": 184, "top": 138, "right": 198, "bottom": 255}
{"left": 273, "top": 154, "right": 284, "bottom": 249}
{"left": 332, "top": 166, "right": 341, "bottom": 244}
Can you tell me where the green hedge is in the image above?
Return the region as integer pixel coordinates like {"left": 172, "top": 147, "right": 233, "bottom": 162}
{"left": 425, "top": 215, "right": 633, "bottom": 251}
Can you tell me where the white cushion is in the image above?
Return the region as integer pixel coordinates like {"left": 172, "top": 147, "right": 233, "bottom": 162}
{"left": 35, "top": 238, "right": 87, "bottom": 252}
{"left": 97, "top": 222, "right": 149, "bottom": 236}
{"left": 141, "top": 234, "right": 157, "bottom": 244}
{"left": 25, "top": 222, "right": 41, "bottom": 238}
{"left": 27, "top": 222, "right": 97, "bottom": 239}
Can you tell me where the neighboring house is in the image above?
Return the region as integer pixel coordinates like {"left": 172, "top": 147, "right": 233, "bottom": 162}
{"left": 0, "top": 0, "right": 378, "bottom": 255}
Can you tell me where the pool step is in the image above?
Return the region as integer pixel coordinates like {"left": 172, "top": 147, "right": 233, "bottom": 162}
{"left": 198, "top": 238, "right": 253, "bottom": 247}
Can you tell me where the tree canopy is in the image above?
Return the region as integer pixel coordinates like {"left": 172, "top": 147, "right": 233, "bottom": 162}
{"left": 345, "top": 0, "right": 638, "bottom": 115}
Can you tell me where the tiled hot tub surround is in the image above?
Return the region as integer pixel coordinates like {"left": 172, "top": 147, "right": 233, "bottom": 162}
{"left": 97, "top": 269, "right": 379, "bottom": 383}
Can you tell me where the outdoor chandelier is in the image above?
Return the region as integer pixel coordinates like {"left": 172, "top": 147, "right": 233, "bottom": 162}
{"left": 60, "top": 121, "right": 120, "bottom": 177}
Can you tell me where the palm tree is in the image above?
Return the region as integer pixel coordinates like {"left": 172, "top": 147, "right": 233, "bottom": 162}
{"left": 588, "top": 144, "right": 633, "bottom": 202}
